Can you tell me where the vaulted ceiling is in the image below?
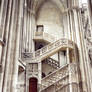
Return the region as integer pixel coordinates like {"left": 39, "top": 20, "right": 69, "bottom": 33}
{"left": 26, "top": 0, "right": 67, "bottom": 14}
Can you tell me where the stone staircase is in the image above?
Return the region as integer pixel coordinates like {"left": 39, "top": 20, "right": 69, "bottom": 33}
{"left": 22, "top": 38, "right": 74, "bottom": 61}
{"left": 40, "top": 64, "right": 69, "bottom": 91}
{"left": 24, "top": 38, "right": 78, "bottom": 92}
{"left": 40, "top": 63, "right": 78, "bottom": 92}
{"left": 45, "top": 58, "right": 60, "bottom": 69}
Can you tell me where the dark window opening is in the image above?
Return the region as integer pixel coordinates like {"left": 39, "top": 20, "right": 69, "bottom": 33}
{"left": 36, "top": 25, "right": 44, "bottom": 32}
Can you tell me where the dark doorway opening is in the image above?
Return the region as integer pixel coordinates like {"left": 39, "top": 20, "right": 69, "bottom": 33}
{"left": 29, "top": 77, "right": 38, "bottom": 92}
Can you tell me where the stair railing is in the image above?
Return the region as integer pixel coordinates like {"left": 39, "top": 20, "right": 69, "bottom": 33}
{"left": 22, "top": 38, "right": 74, "bottom": 60}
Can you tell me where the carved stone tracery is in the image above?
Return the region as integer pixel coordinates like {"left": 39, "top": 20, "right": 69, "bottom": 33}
{"left": 27, "top": 63, "right": 38, "bottom": 78}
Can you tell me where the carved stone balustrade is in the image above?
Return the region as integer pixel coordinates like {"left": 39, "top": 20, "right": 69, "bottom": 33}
{"left": 46, "top": 58, "right": 60, "bottom": 69}
{"left": 69, "top": 63, "right": 78, "bottom": 75}
{"left": 22, "top": 38, "right": 75, "bottom": 61}
{"left": 40, "top": 63, "right": 79, "bottom": 91}
{"left": 56, "top": 83, "right": 79, "bottom": 92}
{"left": 26, "top": 63, "right": 38, "bottom": 78}
{"left": 40, "top": 64, "right": 69, "bottom": 91}
{"left": 55, "top": 76, "right": 69, "bottom": 91}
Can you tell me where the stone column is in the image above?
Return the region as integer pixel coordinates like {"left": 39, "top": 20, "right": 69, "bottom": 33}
{"left": 73, "top": 9, "right": 89, "bottom": 92}
{"left": 63, "top": 13, "right": 68, "bottom": 38}
{"left": 0, "top": 0, "right": 5, "bottom": 68}
{"left": 79, "top": 9, "right": 92, "bottom": 92}
{"left": 11, "top": 0, "right": 24, "bottom": 92}
{"left": 22, "top": 1, "right": 27, "bottom": 52}
{"left": 0, "top": 40, "right": 4, "bottom": 64}
{"left": 38, "top": 61, "right": 42, "bottom": 92}
{"left": 66, "top": 48, "right": 72, "bottom": 92}
{"left": 22, "top": 8, "right": 36, "bottom": 53}
{"left": 0, "top": 0, "right": 9, "bottom": 65}
{"left": 87, "top": 0, "right": 92, "bottom": 37}
{"left": 0, "top": 0, "right": 14, "bottom": 92}
{"left": 1, "top": 0, "right": 24, "bottom": 92}
{"left": 0, "top": 0, "right": 4, "bottom": 38}
{"left": 59, "top": 51, "right": 66, "bottom": 67}
{"left": 67, "top": 11, "right": 71, "bottom": 40}
{"left": 29, "top": 11, "right": 36, "bottom": 52}
{"left": 0, "top": 40, "right": 4, "bottom": 91}
{"left": 26, "top": 61, "right": 41, "bottom": 92}
{"left": 0, "top": 0, "right": 10, "bottom": 39}
{"left": 38, "top": 62, "right": 42, "bottom": 84}
{"left": 69, "top": 10, "right": 75, "bottom": 41}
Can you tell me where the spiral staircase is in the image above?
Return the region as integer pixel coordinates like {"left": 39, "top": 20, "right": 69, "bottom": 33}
{"left": 23, "top": 31, "right": 80, "bottom": 92}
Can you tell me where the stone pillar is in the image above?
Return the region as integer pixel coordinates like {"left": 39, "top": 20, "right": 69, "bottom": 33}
{"left": 0, "top": 40, "right": 4, "bottom": 64}
{"left": 29, "top": 11, "right": 36, "bottom": 52}
{"left": 66, "top": 48, "right": 72, "bottom": 92}
{"left": 21, "top": 0, "right": 29, "bottom": 53}
{"left": 73, "top": 9, "right": 90, "bottom": 92}
{"left": 69, "top": 10, "right": 75, "bottom": 41}
{"left": 80, "top": 11, "right": 92, "bottom": 92}
{"left": 22, "top": 8, "right": 36, "bottom": 53}
{"left": 0, "top": 0, "right": 4, "bottom": 38}
{"left": 69, "top": 10, "right": 78, "bottom": 43}
{"left": 38, "top": 62, "right": 42, "bottom": 84}
{"left": 59, "top": 51, "right": 66, "bottom": 67}
{"left": 11, "top": 0, "right": 24, "bottom": 92}
{"left": 0, "top": 0, "right": 5, "bottom": 77}
{"left": 67, "top": 11, "right": 71, "bottom": 40}
{"left": 1, "top": 0, "right": 24, "bottom": 92}
{"left": 0, "top": 0, "right": 10, "bottom": 39}
{"left": 0, "top": 40, "right": 4, "bottom": 91}
{"left": 0, "top": 0, "right": 14, "bottom": 92}
{"left": 38, "top": 61, "right": 42, "bottom": 92}
{"left": 87, "top": 0, "right": 92, "bottom": 37}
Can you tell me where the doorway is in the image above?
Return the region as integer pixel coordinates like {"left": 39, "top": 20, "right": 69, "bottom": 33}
{"left": 29, "top": 77, "right": 38, "bottom": 92}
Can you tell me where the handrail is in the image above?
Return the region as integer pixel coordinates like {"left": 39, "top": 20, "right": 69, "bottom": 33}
{"left": 40, "top": 63, "right": 78, "bottom": 91}
{"left": 22, "top": 38, "right": 74, "bottom": 60}
{"left": 41, "top": 64, "right": 68, "bottom": 81}
{"left": 56, "top": 82, "right": 79, "bottom": 92}
{"left": 46, "top": 58, "right": 59, "bottom": 68}
{"left": 40, "top": 64, "right": 69, "bottom": 91}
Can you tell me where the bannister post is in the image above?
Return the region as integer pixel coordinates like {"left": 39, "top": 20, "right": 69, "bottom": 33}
{"left": 66, "top": 48, "right": 72, "bottom": 92}
{"left": 38, "top": 61, "right": 42, "bottom": 84}
{"left": 38, "top": 61, "right": 42, "bottom": 92}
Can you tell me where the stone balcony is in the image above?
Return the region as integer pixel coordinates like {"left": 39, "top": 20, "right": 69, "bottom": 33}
{"left": 33, "top": 31, "right": 56, "bottom": 43}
